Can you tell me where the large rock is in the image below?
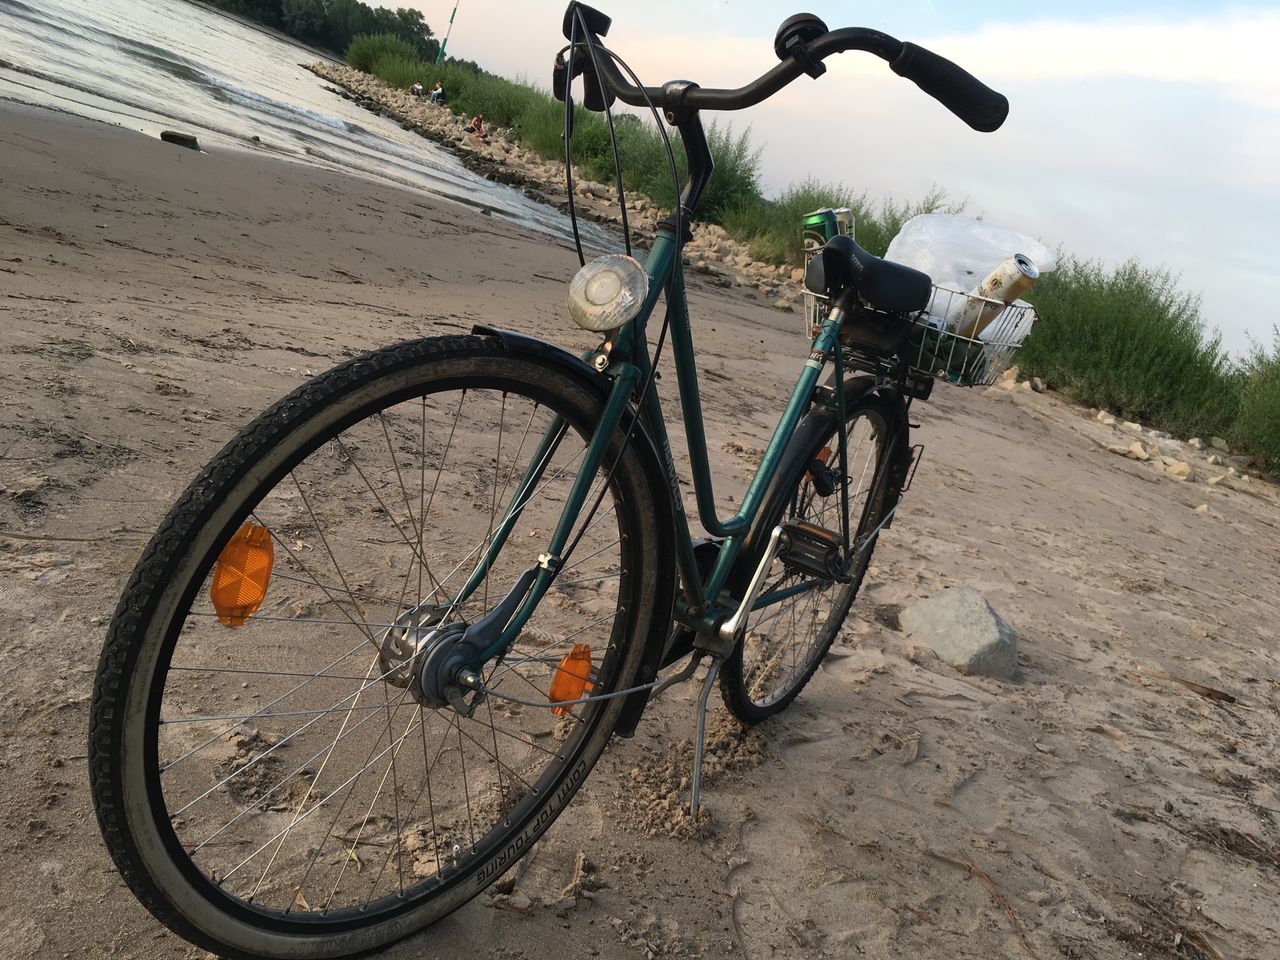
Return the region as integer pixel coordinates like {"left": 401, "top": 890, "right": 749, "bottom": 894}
{"left": 900, "top": 587, "right": 1018, "bottom": 679}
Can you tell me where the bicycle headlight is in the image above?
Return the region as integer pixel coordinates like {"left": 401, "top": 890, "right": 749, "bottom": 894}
{"left": 567, "top": 255, "right": 648, "bottom": 333}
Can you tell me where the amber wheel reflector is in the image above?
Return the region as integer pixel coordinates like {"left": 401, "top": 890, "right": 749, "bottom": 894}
{"left": 549, "top": 643, "right": 594, "bottom": 714}
{"left": 211, "top": 523, "right": 274, "bottom": 627}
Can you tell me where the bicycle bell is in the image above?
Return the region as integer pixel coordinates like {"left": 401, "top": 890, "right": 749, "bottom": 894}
{"left": 568, "top": 254, "right": 648, "bottom": 332}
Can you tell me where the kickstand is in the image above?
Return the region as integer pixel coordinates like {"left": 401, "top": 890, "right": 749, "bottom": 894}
{"left": 690, "top": 656, "right": 722, "bottom": 819}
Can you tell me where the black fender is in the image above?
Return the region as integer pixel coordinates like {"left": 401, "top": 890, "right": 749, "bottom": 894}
{"left": 471, "top": 326, "right": 676, "bottom": 738}
{"left": 732, "top": 374, "right": 912, "bottom": 592}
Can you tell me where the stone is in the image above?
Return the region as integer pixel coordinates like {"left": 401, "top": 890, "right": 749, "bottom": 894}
{"left": 1121, "top": 420, "right": 1143, "bottom": 433}
{"left": 1030, "top": 377, "right": 1046, "bottom": 393}
{"left": 1207, "top": 474, "right": 1227, "bottom": 486}
{"left": 772, "top": 298, "right": 793, "bottom": 312}
{"left": 1165, "top": 461, "right": 1193, "bottom": 480}
{"left": 899, "top": 587, "right": 1018, "bottom": 680}
{"left": 160, "top": 130, "right": 200, "bottom": 150}
{"left": 1096, "top": 409, "right": 1117, "bottom": 424}
{"left": 790, "top": 267, "right": 805, "bottom": 283}
{"left": 1195, "top": 503, "right": 1210, "bottom": 516}
{"left": 1210, "top": 436, "right": 1230, "bottom": 453}
{"left": 1125, "top": 441, "right": 1150, "bottom": 461}
{"left": 1226, "top": 454, "right": 1253, "bottom": 469}
{"left": 1206, "top": 454, "right": 1224, "bottom": 466}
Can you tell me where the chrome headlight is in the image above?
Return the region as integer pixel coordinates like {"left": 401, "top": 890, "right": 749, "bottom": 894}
{"left": 567, "top": 255, "right": 649, "bottom": 333}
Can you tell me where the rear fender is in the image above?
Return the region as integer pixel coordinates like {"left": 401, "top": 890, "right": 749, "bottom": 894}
{"left": 471, "top": 326, "right": 676, "bottom": 738}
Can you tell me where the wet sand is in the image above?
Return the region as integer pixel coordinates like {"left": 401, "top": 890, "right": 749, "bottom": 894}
{"left": 2, "top": 102, "right": 1278, "bottom": 960}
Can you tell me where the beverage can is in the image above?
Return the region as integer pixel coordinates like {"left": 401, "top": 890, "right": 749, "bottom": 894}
{"left": 832, "top": 207, "right": 855, "bottom": 237}
{"left": 801, "top": 208, "right": 837, "bottom": 252}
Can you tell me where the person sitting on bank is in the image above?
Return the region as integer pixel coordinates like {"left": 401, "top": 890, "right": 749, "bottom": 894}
{"left": 428, "top": 81, "right": 444, "bottom": 104}
{"left": 410, "top": 81, "right": 424, "bottom": 98}
{"left": 465, "top": 114, "right": 486, "bottom": 138}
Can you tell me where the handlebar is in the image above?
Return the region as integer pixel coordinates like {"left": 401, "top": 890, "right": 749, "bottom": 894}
{"left": 559, "top": 4, "right": 1008, "bottom": 133}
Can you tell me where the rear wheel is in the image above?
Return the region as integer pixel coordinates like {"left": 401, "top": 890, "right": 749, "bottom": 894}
{"left": 90, "top": 335, "right": 666, "bottom": 959}
{"left": 720, "top": 394, "right": 896, "bottom": 724}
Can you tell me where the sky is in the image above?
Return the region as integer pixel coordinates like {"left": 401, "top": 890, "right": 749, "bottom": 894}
{"left": 414, "top": 1, "right": 1279, "bottom": 355}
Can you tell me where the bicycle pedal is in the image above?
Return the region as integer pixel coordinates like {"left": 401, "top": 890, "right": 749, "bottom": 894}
{"left": 778, "top": 520, "right": 843, "bottom": 580}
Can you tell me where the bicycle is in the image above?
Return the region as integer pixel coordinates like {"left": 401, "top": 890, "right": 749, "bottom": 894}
{"left": 89, "top": 4, "right": 1010, "bottom": 957}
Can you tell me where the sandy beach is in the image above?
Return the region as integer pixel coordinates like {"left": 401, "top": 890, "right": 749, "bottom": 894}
{"left": 2, "top": 102, "right": 1278, "bottom": 960}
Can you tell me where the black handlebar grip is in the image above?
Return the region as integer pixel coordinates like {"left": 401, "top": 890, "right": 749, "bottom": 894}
{"left": 889, "top": 41, "right": 1008, "bottom": 132}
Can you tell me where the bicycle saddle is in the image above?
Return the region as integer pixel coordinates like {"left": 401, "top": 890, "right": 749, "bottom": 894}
{"left": 804, "top": 234, "right": 932, "bottom": 314}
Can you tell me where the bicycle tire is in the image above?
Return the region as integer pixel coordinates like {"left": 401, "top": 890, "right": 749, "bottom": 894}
{"left": 90, "top": 334, "right": 667, "bottom": 959}
{"left": 720, "top": 391, "right": 897, "bottom": 724}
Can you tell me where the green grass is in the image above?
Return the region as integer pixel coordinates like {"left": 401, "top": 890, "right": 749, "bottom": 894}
{"left": 722, "top": 181, "right": 963, "bottom": 264}
{"left": 348, "top": 40, "right": 1278, "bottom": 474}
{"left": 346, "top": 34, "right": 418, "bottom": 73}
{"left": 1231, "top": 331, "right": 1280, "bottom": 470}
{"left": 1017, "top": 258, "right": 1243, "bottom": 440}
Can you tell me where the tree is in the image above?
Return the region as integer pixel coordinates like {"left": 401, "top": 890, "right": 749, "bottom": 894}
{"left": 281, "top": 0, "right": 325, "bottom": 40}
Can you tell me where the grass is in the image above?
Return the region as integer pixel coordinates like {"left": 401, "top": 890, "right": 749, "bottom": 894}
{"left": 1231, "top": 332, "right": 1280, "bottom": 469}
{"left": 349, "top": 37, "right": 1280, "bottom": 474}
{"left": 722, "top": 181, "right": 963, "bottom": 264}
{"left": 1017, "top": 258, "right": 1243, "bottom": 440}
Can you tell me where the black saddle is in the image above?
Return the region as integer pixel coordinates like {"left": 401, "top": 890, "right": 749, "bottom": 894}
{"left": 804, "top": 234, "right": 932, "bottom": 314}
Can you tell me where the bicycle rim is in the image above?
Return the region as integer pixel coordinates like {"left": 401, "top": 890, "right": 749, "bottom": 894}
{"left": 91, "top": 336, "right": 661, "bottom": 958}
{"left": 722, "top": 402, "right": 889, "bottom": 722}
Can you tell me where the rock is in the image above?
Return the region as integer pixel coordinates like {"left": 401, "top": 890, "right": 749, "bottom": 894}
{"left": 772, "top": 298, "right": 793, "bottom": 312}
{"left": 1120, "top": 420, "right": 1143, "bottom": 433}
{"left": 1165, "top": 461, "right": 1193, "bottom": 480}
{"left": 160, "top": 130, "right": 200, "bottom": 150}
{"left": 1001, "top": 365, "right": 1020, "bottom": 383}
{"left": 1125, "top": 441, "right": 1150, "bottom": 461}
{"left": 1226, "top": 454, "right": 1253, "bottom": 469}
{"left": 1187, "top": 437, "right": 1206, "bottom": 451}
{"left": 1206, "top": 454, "right": 1224, "bottom": 466}
{"left": 1194, "top": 503, "right": 1210, "bottom": 516}
{"left": 790, "top": 267, "right": 805, "bottom": 283}
{"left": 1096, "top": 409, "right": 1117, "bottom": 425}
{"left": 1030, "top": 377, "right": 1046, "bottom": 393}
{"left": 899, "top": 587, "right": 1018, "bottom": 680}
{"left": 1207, "top": 474, "right": 1227, "bottom": 486}
{"left": 1210, "top": 436, "right": 1230, "bottom": 453}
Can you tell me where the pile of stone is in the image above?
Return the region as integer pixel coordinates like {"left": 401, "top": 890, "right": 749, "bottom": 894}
{"left": 307, "top": 63, "right": 802, "bottom": 311}
{"left": 1095, "top": 411, "right": 1256, "bottom": 488}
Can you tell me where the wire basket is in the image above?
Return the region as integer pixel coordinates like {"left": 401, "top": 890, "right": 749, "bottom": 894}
{"left": 901, "top": 286, "right": 1038, "bottom": 387}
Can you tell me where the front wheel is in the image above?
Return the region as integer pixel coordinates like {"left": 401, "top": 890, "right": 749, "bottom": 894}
{"left": 720, "top": 393, "right": 898, "bottom": 724}
{"left": 89, "top": 334, "right": 667, "bottom": 959}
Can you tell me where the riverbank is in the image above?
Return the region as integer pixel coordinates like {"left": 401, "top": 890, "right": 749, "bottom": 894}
{"left": 307, "top": 62, "right": 804, "bottom": 312}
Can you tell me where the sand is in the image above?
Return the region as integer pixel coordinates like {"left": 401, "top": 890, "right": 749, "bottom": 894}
{"left": 2, "top": 101, "right": 1278, "bottom": 960}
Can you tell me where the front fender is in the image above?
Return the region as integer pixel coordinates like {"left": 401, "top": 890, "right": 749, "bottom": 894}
{"left": 471, "top": 326, "right": 676, "bottom": 738}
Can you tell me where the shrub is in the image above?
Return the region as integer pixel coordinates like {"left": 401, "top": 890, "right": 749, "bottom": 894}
{"left": 1231, "top": 332, "right": 1280, "bottom": 471}
{"left": 722, "top": 180, "right": 961, "bottom": 265}
{"left": 1017, "top": 258, "right": 1240, "bottom": 438}
{"left": 346, "top": 33, "right": 417, "bottom": 73}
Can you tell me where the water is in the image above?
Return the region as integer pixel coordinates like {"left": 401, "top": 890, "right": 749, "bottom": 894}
{"left": 0, "top": 0, "right": 609, "bottom": 245}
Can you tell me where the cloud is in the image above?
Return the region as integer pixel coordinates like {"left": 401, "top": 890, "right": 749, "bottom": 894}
{"left": 923, "top": 8, "right": 1280, "bottom": 113}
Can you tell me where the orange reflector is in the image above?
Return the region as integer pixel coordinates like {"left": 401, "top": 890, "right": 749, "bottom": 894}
{"left": 211, "top": 523, "right": 274, "bottom": 627}
{"left": 549, "top": 643, "right": 594, "bottom": 715}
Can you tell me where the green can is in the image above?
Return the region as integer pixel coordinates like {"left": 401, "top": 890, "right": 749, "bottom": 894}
{"left": 802, "top": 208, "right": 837, "bottom": 252}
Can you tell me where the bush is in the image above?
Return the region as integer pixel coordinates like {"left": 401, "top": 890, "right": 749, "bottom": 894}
{"left": 1231, "top": 332, "right": 1280, "bottom": 471}
{"left": 721, "top": 180, "right": 961, "bottom": 265}
{"left": 1017, "top": 258, "right": 1240, "bottom": 438}
{"left": 346, "top": 33, "right": 417, "bottom": 73}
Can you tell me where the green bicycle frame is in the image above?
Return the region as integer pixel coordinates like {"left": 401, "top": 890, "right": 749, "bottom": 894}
{"left": 456, "top": 220, "right": 848, "bottom": 668}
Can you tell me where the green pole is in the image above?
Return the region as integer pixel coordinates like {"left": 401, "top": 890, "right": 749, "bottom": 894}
{"left": 434, "top": 0, "right": 461, "bottom": 65}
